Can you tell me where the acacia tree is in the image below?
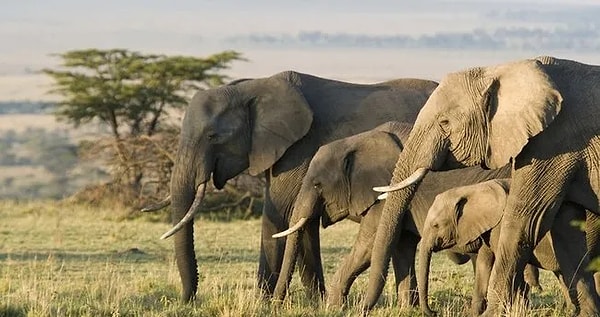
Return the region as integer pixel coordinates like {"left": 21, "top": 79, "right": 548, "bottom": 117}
{"left": 43, "top": 49, "right": 244, "bottom": 200}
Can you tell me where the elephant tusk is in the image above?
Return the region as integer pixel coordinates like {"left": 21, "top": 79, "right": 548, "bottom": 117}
{"left": 377, "top": 192, "right": 388, "bottom": 200}
{"left": 160, "top": 183, "right": 206, "bottom": 240}
{"left": 141, "top": 195, "right": 172, "bottom": 212}
{"left": 373, "top": 167, "right": 429, "bottom": 193}
{"left": 271, "top": 217, "right": 308, "bottom": 239}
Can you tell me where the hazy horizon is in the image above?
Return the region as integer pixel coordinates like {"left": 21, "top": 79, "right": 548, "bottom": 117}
{"left": 3, "top": 0, "right": 600, "bottom": 101}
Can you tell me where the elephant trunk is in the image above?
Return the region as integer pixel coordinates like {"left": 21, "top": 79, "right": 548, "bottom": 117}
{"left": 273, "top": 229, "right": 302, "bottom": 300}
{"left": 362, "top": 164, "right": 422, "bottom": 310}
{"left": 169, "top": 145, "right": 212, "bottom": 302}
{"left": 272, "top": 186, "right": 320, "bottom": 301}
{"left": 162, "top": 184, "right": 206, "bottom": 239}
{"left": 362, "top": 126, "right": 443, "bottom": 311}
{"left": 418, "top": 242, "right": 436, "bottom": 316}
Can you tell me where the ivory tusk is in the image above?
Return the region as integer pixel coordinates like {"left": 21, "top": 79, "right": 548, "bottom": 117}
{"left": 377, "top": 193, "right": 388, "bottom": 200}
{"left": 272, "top": 217, "right": 308, "bottom": 239}
{"left": 160, "top": 184, "right": 206, "bottom": 240}
{"left": 141, "top": 195, "right": 171, "bottom": 212}
{"left": 373, "top": 167, "right": 429, "bottom": 193}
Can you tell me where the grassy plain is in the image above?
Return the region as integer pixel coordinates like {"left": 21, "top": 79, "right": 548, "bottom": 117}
{"left": 0, "top": 201, "right": 570, "bottom": 316}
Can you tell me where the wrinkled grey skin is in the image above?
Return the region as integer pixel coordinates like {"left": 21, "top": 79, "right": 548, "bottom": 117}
{"left": 272, "top": 121, "right": 511, "bottom": 307}
{"left": 168, "top": 71, "right": 438, "bottom": 301}
{"left": 418, "top": 179, "right": 600, "bottom": 316}
{"left": 364, "top": 57, "right": 600, "bottom": 315}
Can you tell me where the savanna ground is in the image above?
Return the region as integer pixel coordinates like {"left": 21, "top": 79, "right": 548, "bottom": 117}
{"left": 0, "top": 201, "right": 573, "bottom": 317}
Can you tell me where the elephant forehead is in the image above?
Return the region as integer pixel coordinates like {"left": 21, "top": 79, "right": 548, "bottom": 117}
{"left": 188, "top": 88, "right": 236, "bottom": 119}
{"left": 309, "top": 150, "right": 342, "bottom": 174}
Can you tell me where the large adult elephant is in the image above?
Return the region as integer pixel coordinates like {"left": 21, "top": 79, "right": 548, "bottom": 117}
{"left": 363, "top": 57, "right": 600, "bottom": 315}
{"left": 144, "top": 71, "right": 438, "bottom": 301}
{"left": 272, "top": 121, "right": 511, "bottom": 307}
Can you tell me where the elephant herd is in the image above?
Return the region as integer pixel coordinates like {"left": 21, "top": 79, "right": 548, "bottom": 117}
{"left": 143, "top": 56, "right": 600, "bottom": 316}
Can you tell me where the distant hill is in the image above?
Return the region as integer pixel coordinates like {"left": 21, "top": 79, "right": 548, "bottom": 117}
{"left": 0, "top": 101, "right": 53, "bottom": 115}
{"left": 225, "top": 26, "right": 600, "bottom": 51}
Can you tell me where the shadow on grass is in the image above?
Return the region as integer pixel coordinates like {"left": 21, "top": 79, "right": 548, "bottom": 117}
{"left": 198, "top": 249, "right": 260, "bottom": 264}
{"left": 0, "top": 247, "right": 260, "bottom": 265}
{"left": 0, "top": 248, "right": 159, "bottom": 263}
{"left": 0, "top": 304, "right": 27, "bottom": 317}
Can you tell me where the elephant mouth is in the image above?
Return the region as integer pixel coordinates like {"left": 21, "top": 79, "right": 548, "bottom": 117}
{"left": 322, "top": 209, "right": 346, "bottom": 228}
{"left": 431, "top": 245, "right": 443, "bottom": 252}
{"left": 212, "top": 156, "right": 249, "bottom": 190}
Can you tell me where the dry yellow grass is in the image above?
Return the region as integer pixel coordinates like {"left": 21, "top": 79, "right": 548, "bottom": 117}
{"left": 0, "top": 200, "right": 572, "bottom": 316}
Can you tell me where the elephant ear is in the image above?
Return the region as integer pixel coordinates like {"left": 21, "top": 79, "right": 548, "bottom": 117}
{"left": 480, "top": 60, "right": 563, "bottom": 169}
{"left": 346, "top": 130, "right": 403, "bottom": 217}
{"left": 247, "top": 74, "right": 313, "bottom": 176}
{"left": 456, "top": 179, "right": 510, "bottom": 247}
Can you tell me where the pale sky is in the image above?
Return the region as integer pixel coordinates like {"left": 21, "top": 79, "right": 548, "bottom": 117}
{"left": 2, "top": 0, "right": 599, "bottom": 100}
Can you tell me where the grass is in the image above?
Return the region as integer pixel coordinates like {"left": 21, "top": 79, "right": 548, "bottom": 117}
{"left": 0, "top": 201, "right": 573, "bottom": 316}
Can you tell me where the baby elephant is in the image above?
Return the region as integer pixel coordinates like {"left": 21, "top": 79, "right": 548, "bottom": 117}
{"left": 418, "top": 179, "right": 600, "bottom": 317}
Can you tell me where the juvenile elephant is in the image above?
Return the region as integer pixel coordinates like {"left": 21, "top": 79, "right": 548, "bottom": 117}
{"left": 365, "top": 56, "right": 600, "bottom": 315}
{"left": 271, "top": 121, "right": 512, "bottom": 307}
{"left": 142, "top": 71, "right": 438, "bottom": 301}
{"left": 418, "top": 179, "right": 598, "bottom": 316}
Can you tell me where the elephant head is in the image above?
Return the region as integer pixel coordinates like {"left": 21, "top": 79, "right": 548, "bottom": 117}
{"left": 364, "top": 58, "right": 563, "bottom": 309}
{"left": 156, "top": 72, "right": 314, "bottom": 301}
{"left": 417, "top": 179, "right": 509, "bottom": 315}
{"left": 271, "top": 121, "right": 412, "bottom": 300}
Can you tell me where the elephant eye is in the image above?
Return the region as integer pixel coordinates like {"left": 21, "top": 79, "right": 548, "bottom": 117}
{"left": 206, "top": 132, "right": 219, "bottom": 143}
{"left": 313, "top": 182, "right": 322, "bottom": 190}
{"left": 438, "top": 118, "right": 451, "bottom": 135}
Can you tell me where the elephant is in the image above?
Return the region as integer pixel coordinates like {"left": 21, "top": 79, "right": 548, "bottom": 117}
{"left": 363, "top": 56, "right": 600, "bottom": 315}
{"left": 271, "top": 121, "right": 514, "bottom": 307}
{"left": 141, "top": 71, "right": 439, "bottom": 301}
{"left": 418, "top": 179, "right": 599, "bottom": 316}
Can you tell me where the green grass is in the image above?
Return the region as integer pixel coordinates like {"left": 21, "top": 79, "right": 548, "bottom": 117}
{"left": 0, "top": 201, "right": 571, "bottom": 316}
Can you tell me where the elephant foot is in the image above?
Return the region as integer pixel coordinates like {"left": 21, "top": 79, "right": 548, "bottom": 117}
{"left": 325, "top": 290, "right": 346, "bottom": 308}
{"left": 577, "top": 307, "right": 600, "bottom": 317}
{"left": 470, "top": 299, "right": 486, "bottom": 317}
{"left": 479, "top": 306, "right": 500, "bottom": 317}
{"left": 397, "top": 290, "right": 419, "bottom": 309}
{"left": 421, "top": 306, "right": 437, "bottom": 317}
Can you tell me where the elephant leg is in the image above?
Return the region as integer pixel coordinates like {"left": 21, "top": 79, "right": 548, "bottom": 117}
{"left": 524, "top": 264, "right": 541, "bottom": 292}
{"left": 259, "top": 163, "right": 325, "bottom": 298}
{"left": 258, "top": 195, "right": 287, "bottom": 297}
{"left": 472, "top": 246, "right": 494, "bottom": 316}
{"left": 483, "top": 214, "right": 539, "bottom": 316}
{"left": 391, "top": 232, "right": 419, "bottom": 309}
{"left": 585, "top": 212, "right": 600, "bottom": 297}
{"left": 298, "top": 220, "right": 326, "bottom": 300}
{"left": 554, "top": 272, "right": 578, "bottom": 312}
{"left": 483, "top": 164, "right": 571, "bottom": 316}
{"left": 327, "top": 210, "right": 380, "bottom": 307}
{"left": 551, "top": 206, "right": 600, "bottom": 316}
